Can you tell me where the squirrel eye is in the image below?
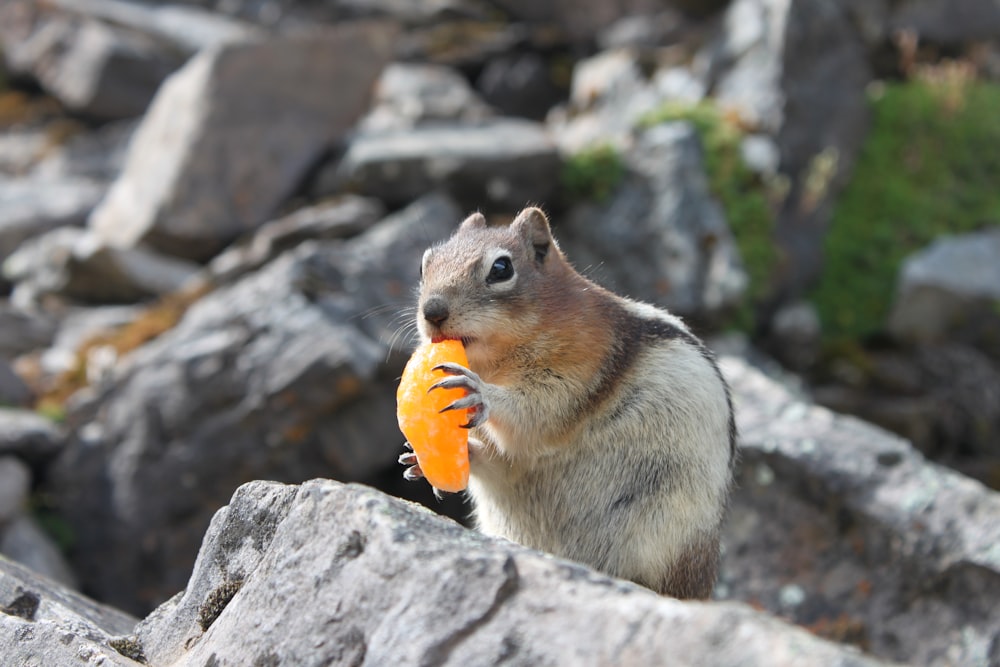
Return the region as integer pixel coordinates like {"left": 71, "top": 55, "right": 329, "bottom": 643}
{"left": 487, "top": 256, "right": 514, "bottom": 283}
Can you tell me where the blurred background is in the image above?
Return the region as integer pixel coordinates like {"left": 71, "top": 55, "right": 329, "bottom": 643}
{"left": 0, "top": 0, "right": 998, "bottom": 663}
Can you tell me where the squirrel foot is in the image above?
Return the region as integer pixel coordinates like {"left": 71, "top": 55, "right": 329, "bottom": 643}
{"left": 398, "top": 442, "right": 424, "bottom": 481}
{"left": 429, "top": 362, "right": 490, "bottom": 428}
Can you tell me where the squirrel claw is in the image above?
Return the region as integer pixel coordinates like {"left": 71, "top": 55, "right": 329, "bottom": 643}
{"left": 399, "top": 442, "right": 424, "bottom": 481}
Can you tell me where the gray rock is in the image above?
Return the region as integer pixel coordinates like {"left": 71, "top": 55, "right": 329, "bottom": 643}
{"left": 209, "top": 195, "right": 386, "bottom": 284}
{"left": 0, "top": 556, "right": 139, "bottom": 666}
{"left": 47, "top": 194, "right": 462, "bottom": 614}
{"left": 33, "top": 119, "right": 136, "bottom": 183}
{"left": 813, "top": 343, "right": 1000, "bottom": 463}
{"left": 0, "top": 361, "right": 31, "bottom": 407}
{"left": 0, "top": 515, "right": 78, "bottom": 589}
{"left": 891, "top": 0, "right": 1000, "bottom": 44}
{"left": 332, "top": 118, "right": 560, "bottom": 211}
{"left": 0, "top": 457, "right": 31, "bottom": 526}
{"left": 89, "top": 23, "right": 396, "bottom": 261}
{"left": 5, "top": 227, "right": 200, "bottom": 305}
{"left": 490, "top": 0, "right": 668, "bottom": 41}
{"left": 37, "top": 304, "right": 144, "bottom": 381}
{"left": 561, "top": 122, "right": 747, "bottom": 318}
{"left": 0, "top": 176, "right": 106, "bottom": 268}
{"left": 136, "top": 479, "right": 889, "bottom": 667}
{"left": 475, "top": 52, "right": 563, "bottom": 120}
{"left": 888, "top": 229, "right": 1000, "bottom": 354}
{"left": 701, "top": 0, "right": 871, "bottom": 299}
{"left": 0, "top": 131, "right": 50, "bottom": 177}
{"left": 0, "top": 408, "right": 63, "bottom": 465}
{"left": 0, "top": 305, "right": 57, "bottom": 359}
{"left": 0, "top": 8, "right": 182, "bottom": 120}
{"left": 721, "top": 355, "right": 1000, "bottom": 666}
{"left": 597, "top": 10, "right": 687, "bottom": 50}
{"left": 49, "top": 0, "right": 262, "bottom": 54}
{"left": 359, "top": 62, "right": 493, "bottom": 133}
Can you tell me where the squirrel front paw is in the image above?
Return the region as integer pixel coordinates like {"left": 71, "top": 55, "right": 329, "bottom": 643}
{"left": 429, "top": 362, "right": 490, "bottom": 428}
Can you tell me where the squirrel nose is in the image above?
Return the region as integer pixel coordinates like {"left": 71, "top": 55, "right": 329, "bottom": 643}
{"left": 422, "top": 297, "right": 450, "bottom": 326}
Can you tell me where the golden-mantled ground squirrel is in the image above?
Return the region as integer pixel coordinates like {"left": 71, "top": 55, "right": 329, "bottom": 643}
{"left": 400, "top": 207, "right": 736, "bottom": 599}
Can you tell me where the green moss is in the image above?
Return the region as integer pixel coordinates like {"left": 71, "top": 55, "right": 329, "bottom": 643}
{"left": 811, "top": 80, "right": 1000, "bottom": 341}
{"left": 640, "top": 102, "right": 777, "bottom": 329}
{"left": 560, "top": 143, "right": 625, "bottom": 203}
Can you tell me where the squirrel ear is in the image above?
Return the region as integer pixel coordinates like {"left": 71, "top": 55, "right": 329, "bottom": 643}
{"left": 511, "top": 207, "right": 552, "bottom": 263}
{"left": 458, "top": 212, "right": 487, "bottom": 231}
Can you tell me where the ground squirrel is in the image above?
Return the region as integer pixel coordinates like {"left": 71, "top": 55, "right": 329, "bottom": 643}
{"left": 400, "top": 207, "right": 736, "bottom": 599}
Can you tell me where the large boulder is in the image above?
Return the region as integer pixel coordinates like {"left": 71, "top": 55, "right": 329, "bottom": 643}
{"left": 134, "top": 479, "right": 890, "bottom": 667}
{"left": 47, "top": 194, "right": 461, "bottom": 614}
{"left": 89, "top": 23, "right": 396, "bottom": 261}
{"left": 560, "top": 122, "right": 747, "bottom": 318}
{"left": 721, "top": 354, "right": 1000, "bottom": 666}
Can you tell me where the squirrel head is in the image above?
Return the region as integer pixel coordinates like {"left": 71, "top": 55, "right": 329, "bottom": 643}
{"left": 416, "top": 206, "right": 576, "bottom": 366}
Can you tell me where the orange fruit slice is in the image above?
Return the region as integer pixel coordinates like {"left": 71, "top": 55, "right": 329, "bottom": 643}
{"left": 396, "top": 339, "right": 470, "bottom": 492}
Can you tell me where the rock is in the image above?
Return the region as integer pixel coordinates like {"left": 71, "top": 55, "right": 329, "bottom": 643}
{"left": 33, "top": 119, "right": 135, "bottom": 183}
{"left": 597, "top": 9, "right": 688, "bottom": 50}
{"left": 135, "top": 479, "right": 889, "bottom": 667}
{"left": 48, "top": 0, "right": 262, "bottom": 54}
{"left": 700, "top": 0, "right": 871, "bottom": 300}
{"left": 721, "top": 355, "right": 1000, "bottom": 666}
{"left": 0, "top": 361, "right": 31, "bottom": 407}
{"left": 0, "top": 515, "right": 77, "bottom": 589}
{"left": 47, "top": 194, "right": 462, "bottom": 614}
{"left": 561, "top": 122, "right": 747, "bottom": 318}
{"left": 0, "top": 409, "right": 63, "bottom": 466}
{"left": 812, "top": 343, "right": 1000, "bottom": 463}
{"left": 209, "top": 195, "right": 385, "bottom": 284}
{"left": 0, "top": 131, "right": 50, "bottom": 177}
{"left": 888, "top": 229, "right": 1000, "bottom": 357}
{"left": 890, "top": 0, "right": 1000, "bottom": 45}
{"left": 5, "top": 227, "right": 201, "bottom": 305}
{"left": 490, "top": 0, "right": 669, "bottom": 41}
{"left": 0, "top": 457, "right": 31, "bottom": 525}
{"left": 359, "top": 62, "right": 493, "bottom": 133}
{"left": 89, "top": 23, "right": 396, "bottom": 262}
{"left": 475, "top": 52, "right": 564, "bottom": 120}
{"left": 0, "top": 176, "right": 106, "bottom": 269}
{"left": 551, "top": 48, "right": 706, "bottom": 153}
{"left": 765, "top": 299, "right": 822, "bottom": 371}
{"left": 0, "top": 556, "right": 139, "bottom": 666}
{"left": 36, "top": 304, "right": 144, "bottom": 381}
{"left": 0, "top": 304, "right": 57, "bottom": 359}
{"left": 331, "top": 118, "right": 560, "bottom": 211}
{"left": 0, "top": 6, "right": 182, "bottom": 120}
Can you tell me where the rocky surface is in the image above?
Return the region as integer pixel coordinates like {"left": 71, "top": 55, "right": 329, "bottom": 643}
{"left": 9, "top": 478, "right": 883, "bottom": 667}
